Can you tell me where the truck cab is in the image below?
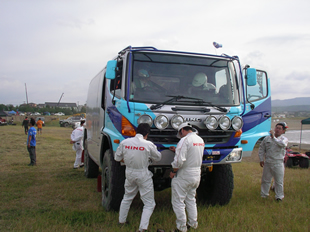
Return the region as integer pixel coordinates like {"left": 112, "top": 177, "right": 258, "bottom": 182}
{"left": 84, "top": 46, "right": 271, "bottom": 210}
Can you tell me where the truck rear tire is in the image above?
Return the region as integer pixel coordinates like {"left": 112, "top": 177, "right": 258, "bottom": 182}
{"left": 84, "top": 147, "right": 99, "bottom": 178}
{"left": 101, "top": 149, "right": 125, "bottom": 211}
{"left": 197, "top": 164, "right": 234, "bottom": 206}
{"left": 286, "top": 157, "right": 293, "bottom": 168}
{"left": 299, "top": 158, "right": 309, "bottom": 169}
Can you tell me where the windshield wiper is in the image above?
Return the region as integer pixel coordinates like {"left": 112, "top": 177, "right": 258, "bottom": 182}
{"left": 203, "top": 102, "right": 227, "bottom": 112}
{"left": 150, "top": 95, "right": 227, "bottom": 112}
{"left": 150, "top": 95, "right": 204, "bottom": 110}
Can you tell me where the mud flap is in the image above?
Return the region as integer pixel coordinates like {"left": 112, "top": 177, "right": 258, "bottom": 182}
{"left": 97, "top": 175, "right": 102, "bottom": 192}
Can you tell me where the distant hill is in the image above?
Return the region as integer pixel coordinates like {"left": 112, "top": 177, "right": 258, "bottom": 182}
{"left": 272, "top": 97, "right": 310, "bottom": 107}
{"left": 272, "top": 97, "right": 310, "bottom": 113}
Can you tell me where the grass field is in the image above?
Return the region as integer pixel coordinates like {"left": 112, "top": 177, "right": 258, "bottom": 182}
{"left": 0, "top": 125, "right": 309, "bottom": 231}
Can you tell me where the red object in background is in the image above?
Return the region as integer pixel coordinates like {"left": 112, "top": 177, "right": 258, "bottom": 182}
{"left": 284, "top": 145, "right": 309, "bottom": 169}
{"left": 81, "top": 150, "right": 84, "bottom": 163}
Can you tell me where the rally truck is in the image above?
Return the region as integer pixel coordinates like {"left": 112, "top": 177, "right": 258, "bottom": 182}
{"left": 84, "top": 46, "right": 271, "bottom": 211}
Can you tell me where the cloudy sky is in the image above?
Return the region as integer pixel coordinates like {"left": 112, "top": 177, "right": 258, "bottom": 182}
{"left": 1, "top": 0, "right": 310, "bottom": 106}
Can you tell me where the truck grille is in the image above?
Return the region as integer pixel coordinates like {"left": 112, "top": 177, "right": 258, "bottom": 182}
{"left": 148, "top": 128, "right": 232, "bottom": 144}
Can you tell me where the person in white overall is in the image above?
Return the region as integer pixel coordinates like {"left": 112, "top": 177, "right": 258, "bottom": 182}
{"left": 115, "top": 123, "right": 161, "bottom": 232}
{"left": 70, "top": 120, "right": 85, "bottom": 169}
{"left": 169, "top": 122, "right": 204, "bottom": 232}
{"left": 259, "top": 122, "right": 288, "bottom": 201}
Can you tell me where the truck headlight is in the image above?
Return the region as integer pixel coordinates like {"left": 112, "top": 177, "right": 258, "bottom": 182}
{"left": 171, "top": 115, "right": 184, "bottom": 130}
{"left": 226, "top": 148, "right": 242, "bottom": 162}
{"left": 204, "top": 116, "right": 218, "bottom": 130}
{"left": 154, "top": 115, "right": 169, "bottom": 130}
{"left": 231, "top": 116, "right": 243, "bottom": 131}
{"left": 137, "top": 114, "right": 153, "bottom": 126}
{"left": 219, "top": 116, "right": 231, "bottom": 131}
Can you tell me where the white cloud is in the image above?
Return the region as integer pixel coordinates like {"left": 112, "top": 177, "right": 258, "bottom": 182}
{"left": 1, "top": 0, "right": 310, "bottom": 105}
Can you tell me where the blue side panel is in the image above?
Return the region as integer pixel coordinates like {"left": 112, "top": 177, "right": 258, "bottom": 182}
{"left": 106, "top": 106, "right": 122, "bottom": 133}
{"left": 242, "top": 97, "right": 271, "bottom": 133}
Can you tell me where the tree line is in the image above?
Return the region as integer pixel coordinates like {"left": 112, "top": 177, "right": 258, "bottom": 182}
{"left": 0, "top": 104, "right": 86, "bottom": 116}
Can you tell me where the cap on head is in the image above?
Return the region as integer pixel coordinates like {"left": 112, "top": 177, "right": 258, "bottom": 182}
{"left": 276, "top": 122, "right": 288, "bottom": 129}
{"left": 176, "top": 122, "right": 197, "bottom": 138}
{"left": 138, "top": 69, "right": 149, "bottom": 78}
{"left": 192, "top": 73, "right": 207, "bottom": 87}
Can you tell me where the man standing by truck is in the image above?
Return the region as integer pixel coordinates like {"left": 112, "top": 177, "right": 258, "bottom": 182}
{"left": 169, "top": 122, "right": 204, "bottom": 232}
{"left": 70, "top": 119, "right": 85, "bottom": 169}
{"left": 259, "top": 122, "right": 288, "bottom": 201}
{"left": 114, "top": 123, "right": 161, "bottom": 232}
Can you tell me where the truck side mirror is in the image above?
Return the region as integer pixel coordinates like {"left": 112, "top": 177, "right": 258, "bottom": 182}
{"left": 246, "top": 68, "right": 257, "bottom": 86}
{"left": 106, "top": 60, "right": 117, "bottom": 79}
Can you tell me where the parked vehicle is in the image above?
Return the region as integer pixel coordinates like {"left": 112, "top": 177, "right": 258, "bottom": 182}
{"left": 84, "top": 46, "right": 271, "bottom": 211}
{"left": 54, "top": 112, "right": 65, "bottom": 116}
{"left": 285, "top": 145, "right": 309, "bottom": 169}
{"left": 59, "top": 116, "right": 82, "bottom": 127}
{"left": 0, "top": 117, "right": 7, "bottom": 126}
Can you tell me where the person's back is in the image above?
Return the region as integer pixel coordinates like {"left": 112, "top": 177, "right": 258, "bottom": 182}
{"left": 37, "top": 119, "right": 43, "bottom": 128}
{"left": 119, "top": 135, "right": 160, "bottom": 170}
{"left": 178, "top": 132, "right": 204, "bottom": 169}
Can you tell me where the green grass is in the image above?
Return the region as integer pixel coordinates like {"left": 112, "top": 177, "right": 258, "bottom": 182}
{"left": 0, "top": 126, "right": 309, "bottom": 231}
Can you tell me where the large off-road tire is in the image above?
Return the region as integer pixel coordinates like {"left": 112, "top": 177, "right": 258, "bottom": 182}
{"left": 299, "top": 158, "right": 309, "bottom": 169}
{"left": 101, "top": 149, "right": 125, "bottom": 211}
{"left": 84, "top": 147, "right": 99, "bottom": 178}
{"left": 197, "top": 164, "right": 234, "bottom": 206}
{"left": 285, "top": 157, "right": 293, "bottom": 168}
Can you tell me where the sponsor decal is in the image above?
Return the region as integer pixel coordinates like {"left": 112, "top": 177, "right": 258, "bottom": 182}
{"left": 193, "top": 143, "right": 204, "bottom": 146}
{"left": 184, "top": 118, "right": 202, "bottom": 122}
{"left": 212, "top": 151, "right": 220, "bottom": 155}
{"left": 124, "top": 146, "right": 145, "bottom": 151}
{"left": 206, "top": 149, "right": 212, "bottom": 155}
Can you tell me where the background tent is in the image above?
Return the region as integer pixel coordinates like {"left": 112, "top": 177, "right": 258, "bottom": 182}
{"left": 299, "top": 118, "right": 310, "bottom": 151}
{"left": 8, "top": 110, "right": 16, "bottom": 115}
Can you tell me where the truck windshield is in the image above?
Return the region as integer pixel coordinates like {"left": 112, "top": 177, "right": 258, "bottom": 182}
{"left": 129, "top": 52, "right": 240, "bottom": 106}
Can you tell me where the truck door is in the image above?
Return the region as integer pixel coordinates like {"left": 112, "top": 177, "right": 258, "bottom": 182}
{"left": 242, "top": 70, "right": 271, "bottom": 156}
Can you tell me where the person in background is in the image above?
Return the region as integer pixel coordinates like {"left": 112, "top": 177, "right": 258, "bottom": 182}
{"left": 259, "top": 122, "right": 289, "bottom": 202}
{"left": 115, "top": 123, "right": 161, "bottom": 232}
{"left": 36, "top": 118, "right": 43, "bottom": 135}
{"left": 70, "top": 119, "right": 85, "bottom": 169}
{"left": 22, "top": 117, "right": 29, "bottom": 135}
{"left": 169, "top": 122, "right": 204, "bottom": 232}
{"left": 27, "top": 118, "right": 37, "bottom": 166}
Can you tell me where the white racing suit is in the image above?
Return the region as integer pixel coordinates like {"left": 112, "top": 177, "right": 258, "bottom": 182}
{"left": 171, "top": 132, "right": 204, "bottom": 232}
{"left": 114, "top": 134, "right": 161, "bottom": 231}
{"left": 71, "top": 126, "right": 84, "bottom": 168}
{"left": 259, "top": 135, "right": 288, "bottom": 199}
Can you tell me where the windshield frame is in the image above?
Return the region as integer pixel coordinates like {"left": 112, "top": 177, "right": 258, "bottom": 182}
{"left": 125, "top": 51, "right": 241, "bottom": 107}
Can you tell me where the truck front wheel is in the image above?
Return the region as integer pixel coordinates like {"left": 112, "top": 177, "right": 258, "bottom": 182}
{"left": 197, "top": 164, "right": 234, "bottom": 206}
{"left": 101, "top": 149, "right": 125, "bottom": 211}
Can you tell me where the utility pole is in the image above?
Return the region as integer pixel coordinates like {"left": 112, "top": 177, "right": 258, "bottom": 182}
{"left": 25, "top": 83, "right": 29, "bottom": 104}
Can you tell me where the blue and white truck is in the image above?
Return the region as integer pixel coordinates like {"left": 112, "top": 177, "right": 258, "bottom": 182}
{"left": 84, "top": 46, "right": 271, "bottom": 211}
